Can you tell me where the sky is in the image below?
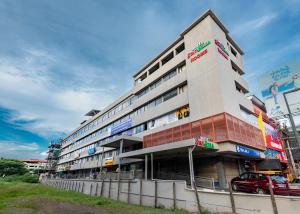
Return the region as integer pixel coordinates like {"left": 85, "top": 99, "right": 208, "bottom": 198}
{"left": 0, "top": 0, "right": 300, "bottom": 159}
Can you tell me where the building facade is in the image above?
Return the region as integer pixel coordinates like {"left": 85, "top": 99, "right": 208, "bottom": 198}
{"left": 56, "top": 10, "right": 265, "bottom": 189}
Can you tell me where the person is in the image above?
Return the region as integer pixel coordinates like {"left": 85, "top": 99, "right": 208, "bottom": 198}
{"left": 292, "top": 74, "right": 300, "bottom": 89}
{"left": 270, "top": 82, "right": 279, "bottom": 105}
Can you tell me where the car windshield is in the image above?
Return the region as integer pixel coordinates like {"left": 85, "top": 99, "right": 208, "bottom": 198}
{"left": 270, "top": 175, "right": 287, "bottom": 183}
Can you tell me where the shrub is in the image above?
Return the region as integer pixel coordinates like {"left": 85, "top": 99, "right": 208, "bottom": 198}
{"left": 0, "top": 173, "right": 39, "bottom": 183}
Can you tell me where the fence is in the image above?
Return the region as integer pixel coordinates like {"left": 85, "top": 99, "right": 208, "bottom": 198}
{"left": 41, "top": 178, "right": 300, "bottom": 214}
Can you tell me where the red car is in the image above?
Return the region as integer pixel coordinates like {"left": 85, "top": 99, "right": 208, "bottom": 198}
{"left": 231, "top": 172, "right": 290, "bottom": 195}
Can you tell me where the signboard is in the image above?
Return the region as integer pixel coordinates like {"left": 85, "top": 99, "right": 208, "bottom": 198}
{"left": 111, "top": 118, "right": 132, "bottom": 135}
{"left": 215, "top": 39, "right": 229, "bottom": 60}
{"left": 104, "top": 159, "right": 113, "bottom": 166}
{"left": 235, "top": 145, "right": 261, "bottom": 158}
{"left": 264, "top": 122, "right": 283, "bottom": 151}
{"left": 88, "top": 147, "right": 96, "bottom": 155}
{"left": 194, "top": 136, "right": 217, "bottom": 149}
{"left": 258, "top": 59, "right": 300, "bottom": 119}
{"left": 187, "top": 40, "right": 210, "bottom": 63}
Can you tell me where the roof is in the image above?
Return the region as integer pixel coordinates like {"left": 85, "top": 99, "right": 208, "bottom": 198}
{"left": 85, "top": 109, "right": 100, "bottom": 117}
{"left": 22, "top": 160, "right": 47, "bottom": 163}
{"left": 133, "top": 9, "right": 244, "bottom": 78}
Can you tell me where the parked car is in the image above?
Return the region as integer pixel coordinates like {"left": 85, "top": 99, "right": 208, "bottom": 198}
{"left": 289, "top": 177, "right": 300, "bottom": 196}
{"left": 231, "top": 172, "right": 290, "bottom": 195}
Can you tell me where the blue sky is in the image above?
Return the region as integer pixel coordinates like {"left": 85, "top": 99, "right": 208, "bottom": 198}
{"left": 0, "top": 0, "right": 299, "bottom": 159}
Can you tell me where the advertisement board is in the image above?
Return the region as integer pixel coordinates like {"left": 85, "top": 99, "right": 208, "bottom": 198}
{"left": 258, "top": 59, "right": 300, "bottom": 118}
{"left": 110, "top": 119, "right": 132, "bottom": 135}
{"left": 235, "top": 145, "right": 261, "bottom": 158}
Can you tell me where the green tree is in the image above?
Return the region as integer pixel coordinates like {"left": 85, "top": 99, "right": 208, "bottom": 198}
{"left": 0, "top": 159, "right": 28, "bottom": 176}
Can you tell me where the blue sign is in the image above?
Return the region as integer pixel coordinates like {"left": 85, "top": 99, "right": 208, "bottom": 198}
{"left": 88, "top": 147, "right": 96, "bottom": 155}
{"left": 111, "top": 119, "right": 132, "bottom": 135}
{"left": 235, "top": 145, "right": 260, "bottom": 158}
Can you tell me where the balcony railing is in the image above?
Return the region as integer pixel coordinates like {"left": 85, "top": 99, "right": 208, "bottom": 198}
{"left": 143, "top": 112, "right": 265, "bottom": 150}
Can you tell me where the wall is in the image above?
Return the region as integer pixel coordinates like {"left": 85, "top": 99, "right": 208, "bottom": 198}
{"left": 41, "top": 178, "right": 300, "bottom": 214}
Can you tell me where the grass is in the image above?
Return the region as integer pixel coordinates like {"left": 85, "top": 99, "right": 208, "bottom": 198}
{"left": 0, "top": 180, "right": 189, "bottom": 214}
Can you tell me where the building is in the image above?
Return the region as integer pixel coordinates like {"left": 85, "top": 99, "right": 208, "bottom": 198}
{"left": 56, "top": 9, "right": 266, "bottom": 189}
{"left": 22, "top": 159, "right": 47, "bottom": 171}
{"left": 46, "top": 140, "right": 61, "bottom": 174}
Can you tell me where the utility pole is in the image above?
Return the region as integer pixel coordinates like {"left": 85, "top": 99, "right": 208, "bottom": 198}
{"left": 283, "top": 88, "right": 300, "bottom": 148}
{"left": 283, "top": 88, "right": 300, "bottom": 177}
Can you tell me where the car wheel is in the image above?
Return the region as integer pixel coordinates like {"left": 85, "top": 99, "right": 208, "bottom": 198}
{"left": 257, "top": 188, "right": 264, "bottom": 194}
{"left": 232, "top": 183, "right": 238, "bottom": 191}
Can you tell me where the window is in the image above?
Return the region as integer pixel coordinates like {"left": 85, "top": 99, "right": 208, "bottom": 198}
{"left": 161, "top": 52, "right": 174, "bottom": 65}
{"left": 178, "top": 63, "right": 186, "bottom": 73}
{"left": 175, "top": 43, "right": 185, "bottom": 54}
{"left": 240, "top": 173, "right": 249, "bottom": 179}
{"left": 235, "top": 81, "right": 248, "bottom": 94}
{"left": 231, "top": 60, "right": 244, "bottom": 75}
{"left": 149, "top": 63, "right": 160, "bottom": 75}
{"left": 230, "top": 46, "right": 237, "bottom": 57}
{"left": 163, "top": 89, "right": 178, "bottom": 102}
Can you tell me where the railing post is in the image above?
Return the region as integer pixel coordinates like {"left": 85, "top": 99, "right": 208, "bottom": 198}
{"left": 100, "top": 179, "right": 104, "bottom": 196}
{"left": 81, "top": 182, "right": 85, "bottom": 193}
{"left": 154, "top": 180, "right": 157, "bottom": 208}
{"left": 173, "top": 182, "right": 176, "bottom": 209}
{"left": 228, "top": 182, "right": 236, "bottom": 214}
{"left": 268, "top": 184, "right": 278, "bottom": 214}
{"left": 139, "top": 180, "right": 143, "bottom": 206}
{"left": 117, "top": 179, "right": 121, "bottom": 201}
{"left": 89, "top": 183, "right": 93, "bottom": 196}
{"left": 127, "top": 181, "right": 131, "bottom": 204}
{"left": 193, "top": 180, "right": 201, "bottom": 213}
{"left": 95, "top": 182, "right": 98, "bottom": 196}
{"left": 108, "top": 178, "right": 111, "bottom": 198}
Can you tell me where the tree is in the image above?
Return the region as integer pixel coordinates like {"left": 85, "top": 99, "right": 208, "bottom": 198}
{"left": 0, "top": 159, "right": 28, "bottom": 176}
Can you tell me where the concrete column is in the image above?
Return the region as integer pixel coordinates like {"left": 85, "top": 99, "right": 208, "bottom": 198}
{"left": 100, "top": 147, "right": 104, "bottom": 173}
{"left": 188, "top": 147, "right": 195, "bottom": 187}
{"left": 145, "top": 154, "right": 148, "bottom": 180}
{"left": 150, "top": 153, "right": 154, "bottom": 180}
{"left": 118, "top": 139, "right": 124, "bottom": 180}
{"left": 216, "top": 158, "right": 227, "bottom": 189}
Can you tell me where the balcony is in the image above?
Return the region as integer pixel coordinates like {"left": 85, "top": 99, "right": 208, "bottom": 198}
{"left": 143, "top": 112, "right": 265, "bottom": 150}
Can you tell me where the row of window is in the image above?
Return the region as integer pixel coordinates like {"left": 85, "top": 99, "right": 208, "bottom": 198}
{"left": 135, "top": 42, "right": 185, "bottom": 84}
{"left": 63, "top": 61, "right": 186, "bottom": 147}
{"left": 60, "top": 104, "right": 190, "bottom": 163}
{"left": 136, "top": 63, "right": 186, "bottom": 99}
{"left": 60, "top": 85, "right": 186, "bottom": 155}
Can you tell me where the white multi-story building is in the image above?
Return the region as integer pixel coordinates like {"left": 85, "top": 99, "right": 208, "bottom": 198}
{"left": 56, "top": 10, "right": 265, "bottom": 189}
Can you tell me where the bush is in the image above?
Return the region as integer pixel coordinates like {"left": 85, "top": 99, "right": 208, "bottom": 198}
{"left": 21, "top": 174, "right": 39, "bottom": 183}
{"left": 0, "top": 159, "right": 28, "bottom": 176}
{"left": 0, "top": 173, "right": 39, "bottom": 183}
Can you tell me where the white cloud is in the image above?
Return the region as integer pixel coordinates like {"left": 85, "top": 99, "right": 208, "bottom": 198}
{"left": 0, "top": 47, "right": 116, "bottom": 138}
{"left": 232, "top": 13, "right": 277, "bottom": 36}
{"left": 0, "top": 141, "right": 45, "bottom": 159}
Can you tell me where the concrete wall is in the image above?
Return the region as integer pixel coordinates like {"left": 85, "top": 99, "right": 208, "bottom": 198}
{"left": 42, "top": 178, "right": 300, "bottom": 214}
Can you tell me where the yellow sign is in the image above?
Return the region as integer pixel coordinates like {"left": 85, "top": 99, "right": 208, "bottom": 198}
{"left": 257, "top": 112, "right": 267, "bottom": 146}
{"left": 104, "top": 160, "right": 113, "bottom": 166}
{"left": 176, "top": 107, "right": 190, "bottom": 119}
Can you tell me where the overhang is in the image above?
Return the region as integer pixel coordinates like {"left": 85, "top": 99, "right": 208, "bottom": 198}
{"left": 100, "top": 135, "right": 142, "bottom": 149}
{"left": 119, "top": 138, "right": 218, "bottom": 159}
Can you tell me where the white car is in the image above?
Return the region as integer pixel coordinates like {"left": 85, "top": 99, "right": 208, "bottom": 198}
{"left": 289, "top": 177, "right": 300, "bottom": 189}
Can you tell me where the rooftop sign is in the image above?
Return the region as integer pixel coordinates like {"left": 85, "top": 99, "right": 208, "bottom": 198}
{"left": 187, "top": 40, "right": 210, "bottom": 63}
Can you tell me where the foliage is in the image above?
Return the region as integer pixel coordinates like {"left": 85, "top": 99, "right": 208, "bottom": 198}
{"left": 0, "top": 159, "right": 28, "bottom": 176}
{"left": 0, "top": 173, "right": 39, "bottom": 183}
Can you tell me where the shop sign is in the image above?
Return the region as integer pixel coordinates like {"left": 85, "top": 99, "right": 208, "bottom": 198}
{"left": 215, "top": 39, "right": 229, "bottom": 60}
{"left": 111, "top": 118, "right": 132, "bottom": 135}
{"left": 187, "top": 40, "right": 211, "bottom": 63}
{"left": 88, "top": 147, "right": 96, "bottom": 155}
{"left": 235, "top": 145, "right": 261, "bottom": 158}
{"left": 195, "top": 136, "right": 216, "bottom": 149}
{"left": 104, "top": 157, "right": 113, "bottom": 166}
